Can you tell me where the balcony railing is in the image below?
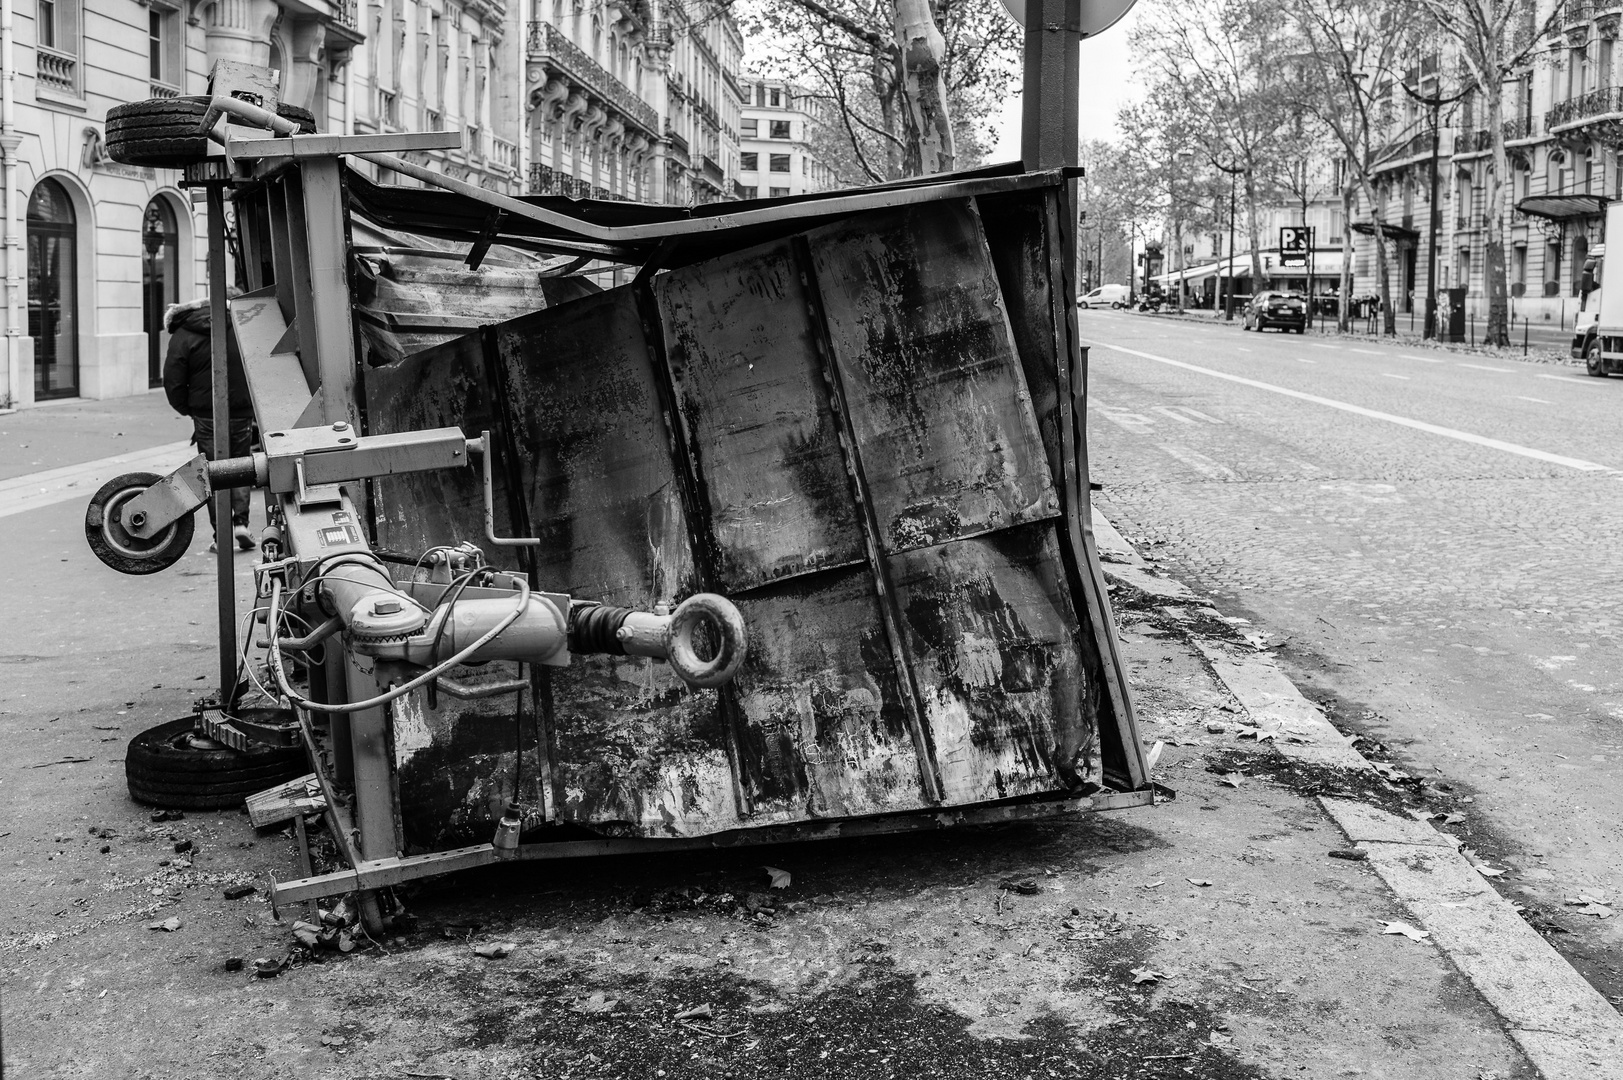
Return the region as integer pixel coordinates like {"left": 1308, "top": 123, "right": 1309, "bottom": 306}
{"left": 1502, "top": 114, "right": 1538, "bottom": 142}
{"left": 36, "top": 47, "right": 76, "bottom": 95}
{"left": 1547, "top": 86, "right": 1623, "bottom": 131}
{"left": 490, "top": 135, "right": 518, "bottom": 173}
{"left": 664, "top": 119, "right": 689, "bottom": 156}
{"left": 1453, "top": 129, "right": 1493, "bottom": 155}
{"left": 1564, "top": 1, "right": 1596, "bottom": 25}
{"left": 425, "top": 108, "right": 443, "bottom": 131}
{"left": 149, "top": 81, "right": 181, "bottom": 100}
{"left": 526, "top": 21, "right": 658, "bottom": 133}
{"left": 333, "top": 0, "right": 359, "bottom": 29}
{"left": 526, "top": 165, "right": 629, "bottom": 200}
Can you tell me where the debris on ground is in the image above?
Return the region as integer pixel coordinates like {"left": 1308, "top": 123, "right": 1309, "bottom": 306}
{"left": 1381, "top": 921, "right": 1431, "bottom": 941}
{"left": 673, "top": 1003, "right": 713, "bottom": 1020}
{"left": 763, "top": 866, "right": 791, "bottom": 889}
{"left": 173, "top": 840, "right": 193, "bottom": 854}
{"left": 1000, "top": 878, "right": 1042, "bottom": 895}
{"left": 252, "top": 957, "right": 285, "bottom": 978}
{"left": 573, "top": 991, "right": 617, "bottom": 1014}
{"left": 224, "top": 957, "right": 244, "bottom": 972}
{"left": 223, "top": 884, "right": 256, "bottom": 900}
{"left": 150, "top": 809, "right": 184, "bottom": 822}
{"left": 1130, "top": 966, "right": 1166, "bottom": 984}
{"left": 472, "top": 941, "right": 517, "bottom": 959}
{"left": 1187, "top": 878, "right": 1214, "bottom": 887}
{"left": 1564, "top": 895, "right": 1614, "bottom": 918}
{"left": 145, "top": 917, "right": 181, "bottom": 932}
{"left": 1328, "top": 849, "right": 1369, "bottom": 861}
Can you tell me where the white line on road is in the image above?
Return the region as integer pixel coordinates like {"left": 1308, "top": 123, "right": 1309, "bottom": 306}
{"left": 1087, "top": 341, "right": 1612, "bottom": 472}
{"left": 1151, "top": 406, "right": 1197, "bottom": 424}
{"left": 0, "top": 441, "right": 193, "bottom": 520}
{"left": 1402, "top": 354, "right": 1448, "bottom": 363}
{"left": 1349, "top": 348, "right": 1385, "bottom": 356}
{"left": 1517, "top": 396, "right": 1553, "bottom": 404}
{"left": 1157, "top": 444, "right": 1238, "bottom": 481}
{"left": 1307, "top": 343, "right": 1341, "bottom": 350}
{"left": 1457, "top": 362, "right": 1516, "bottom": 373}
{"left": 1535, "top": 372, "right": 1587, "bottom": 382}
{"left": 1381, "top": 373, "right": 1411, "bottom": 380}
{"left": 1295, "top": 358, "right": 1317, "bottom": 364}
{"left": 1235, "top": 347, "right": 1252, "bottom": 353}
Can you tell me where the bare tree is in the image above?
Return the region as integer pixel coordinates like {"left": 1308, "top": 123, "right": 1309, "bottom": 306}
{"left": 1409, "top": 0, "right": 1561, "bottom": 345}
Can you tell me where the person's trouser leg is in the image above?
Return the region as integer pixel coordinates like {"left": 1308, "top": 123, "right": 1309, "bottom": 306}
{"left": 192, "top": 417, "right": 218, "bottom": 531}
{"left": 227, "top": 418, "right": 253, "bottom": 527}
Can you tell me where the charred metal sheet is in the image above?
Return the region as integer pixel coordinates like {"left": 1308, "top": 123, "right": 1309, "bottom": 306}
{"left": 728, "top": 567, "right": 931, "bottom": 821}
{"left": 493, "top": 291, "right": 741, "bottom": 835}
{"left": 654, "top": 239, "right": 865, "bottom": 591}
{"left": 805, "top": 199, "right": 1058, "bottom": 553}
{"left": 890, "top": 523, "right": 1098, "bottom": 802}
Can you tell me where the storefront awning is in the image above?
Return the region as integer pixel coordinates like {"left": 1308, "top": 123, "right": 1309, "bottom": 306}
{"left": 1515, "top": 194, "right": 1606, "bottom": 221}
{"left": 1350, "top": 220, "right": 1421, "bottom": 241}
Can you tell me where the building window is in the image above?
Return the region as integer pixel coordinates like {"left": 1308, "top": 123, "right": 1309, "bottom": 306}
{"left": 769, "top": 186, "right": 790, "bottom": 197}
{"left": 741, "top": 151, "right": 758, "bottom": 171}
{"left": 27, "top": 179, "right": 79, "bottom": 400}
{"left": 148, "top": 7, "right": 179, "bottom": 88}
{"left": 769, "top": 87, "right": 780, "bottom": 106}
{"left": 769, "top": 153, "right": 790, "bottom": 172}
{"left": 35, "top": 0, "right": 80, "bottom": 96}
{"left": 741, "top": 117, "right": 757, "bottom": 137}
{"left": 39, "top": 0, "right": 56, "bottom": 47}
{"left": 769, "top": 119, "right": 790, "bottom": 139}
{"left": 1512, "top": 244, "right": 1527, "bottom": 290}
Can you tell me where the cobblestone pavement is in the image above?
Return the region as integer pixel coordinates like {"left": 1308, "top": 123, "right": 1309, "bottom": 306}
{"left": 1080, "top": 310, "right": 1623, "bottom": 1003}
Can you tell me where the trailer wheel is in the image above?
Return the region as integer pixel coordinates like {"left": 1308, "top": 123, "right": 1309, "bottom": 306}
{"left": 1586, "top": 338, "right": 1607, "bottom": 377}
{"left": 126, "top": 718, "right": 308, "bottom": 811}
{"left": 85, "top": 471, "right": 195, "bottom": 576}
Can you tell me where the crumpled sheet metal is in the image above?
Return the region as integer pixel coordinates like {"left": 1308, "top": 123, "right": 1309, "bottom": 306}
{"left": 367, "top": 187, "right": 1112, "bottom": 850}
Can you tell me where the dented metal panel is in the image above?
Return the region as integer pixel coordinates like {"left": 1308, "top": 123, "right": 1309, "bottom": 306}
{"left": 363, "top": 181, "right": 1132, "bottom": 847}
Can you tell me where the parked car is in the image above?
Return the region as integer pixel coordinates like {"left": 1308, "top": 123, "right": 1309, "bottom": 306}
{"left": 1242, "top": 291, "right": 1307, "bottom": 333}
{"left": 1079, "top": 284, "right": 1130, "bottom": 309}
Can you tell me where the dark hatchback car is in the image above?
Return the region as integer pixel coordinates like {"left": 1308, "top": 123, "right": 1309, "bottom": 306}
{"left": 1242, "top": 291, "right": 1307, "bottom": 333}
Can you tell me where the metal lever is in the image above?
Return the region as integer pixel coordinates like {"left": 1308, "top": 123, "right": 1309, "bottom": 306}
{"left": 474, "top": 432, "right": 540, "bottom": 548}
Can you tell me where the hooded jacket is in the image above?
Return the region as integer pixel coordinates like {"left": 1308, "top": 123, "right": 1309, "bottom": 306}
{"left": 162, "top": 297, "right": 252, "bottom": 420}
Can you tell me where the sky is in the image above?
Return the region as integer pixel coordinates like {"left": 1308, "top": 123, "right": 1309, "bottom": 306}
{"left": 986, "top": 8, "right": 1148, "bottom": 163}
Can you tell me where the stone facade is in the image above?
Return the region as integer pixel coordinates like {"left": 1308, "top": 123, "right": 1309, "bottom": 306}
{"left": 737, "top": 77, "right": 833, "bottom": 200}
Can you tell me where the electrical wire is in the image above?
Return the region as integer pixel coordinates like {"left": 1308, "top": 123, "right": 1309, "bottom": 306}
{"left": 265, "top": 573, "right": 531, "bottom": 714}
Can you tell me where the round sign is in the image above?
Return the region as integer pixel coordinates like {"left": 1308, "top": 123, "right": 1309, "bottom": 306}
{"left": 997, "top": 0, "right": 1137, "bottom": 35}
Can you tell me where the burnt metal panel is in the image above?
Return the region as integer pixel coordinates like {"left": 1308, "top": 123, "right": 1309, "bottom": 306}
{"left": 804, "top": 199, "right": 1058, "bottom": 553}
{"left": 728, "top": 567, "right": 932, "bottom": 821}
{"left": 890, "top": 523, "right": 1099, "bottom": 803}
{"left": 654, "top": 239, "right": 865, "bottom": 591}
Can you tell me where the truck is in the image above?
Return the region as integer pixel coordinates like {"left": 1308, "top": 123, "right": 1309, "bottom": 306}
{"left": 1573, "top": 209, "right": 1613, "bottom": 376}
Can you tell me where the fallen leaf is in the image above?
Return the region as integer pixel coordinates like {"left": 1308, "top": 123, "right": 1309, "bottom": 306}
{"left": 1142, "top": 880, "right": 1166, "bottom": 889}
{"left": 472, "top": 941, "right": 517, "bottom": 959}
{"left": 763, "top": 866, "right": 792, "bottom": 890}
{"left": 1566, "top": 893, "right": 1610, "bottom": 906}
{"left": 146, "top": 917, "right": 181, "bottom": 932}
{"left": 1218, "top": 773, "right": 1244, "bottom": 788}
{"left": 1431, "top": 813, "right": 1466, "bottom": 825}
{"left": 1130, "top": 966, "right": 1164, "bottom": 984}
{"left": 674, "top": 1003, "right": 713, "bottom": 1020}
{"left": 1570, "top": 903, "right": 1614, "bottom": 919}
{"left": 1207, "top": 1030, "right": 1234, "bottom": 1047}
{"left": 1474, "top": 864, "right": 1507, "bottom": 878}
{"left": 1187, "top": 878, "right": 1214, "bottom": 887}
{"left": 1381, "top": 921, "right": 1431, "bottom": 941}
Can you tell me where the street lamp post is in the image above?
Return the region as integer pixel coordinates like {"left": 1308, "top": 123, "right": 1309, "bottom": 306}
{"left": 1425, "top": 94, "right": 1442, "bottom": 339}
{"left": 1225, "top": 171, "right": 1238, "bottom": 321}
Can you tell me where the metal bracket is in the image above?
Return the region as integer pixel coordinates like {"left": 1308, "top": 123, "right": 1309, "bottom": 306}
{"left": 475, "top": 432, "right": 540, "bottom": 547}
{"left": 433, "top": 675, "right": 529, "bottom": 700}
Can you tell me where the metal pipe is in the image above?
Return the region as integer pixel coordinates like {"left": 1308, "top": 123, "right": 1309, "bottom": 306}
{"left": 206, "top": 183, "right": 236, "bottom": 702}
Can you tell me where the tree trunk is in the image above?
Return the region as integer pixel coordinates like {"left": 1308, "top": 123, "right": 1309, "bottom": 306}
{"left": 1357, "top": 176, "right": 1394, "bottom": 336}
{"left": 1244, "top": 169, "right": 1266, "bottom": 292}
{"left": 872, "top": 58, "right": 903, "bottom": 181}
{"left": 894, "top": 0, "right": 954, "bottom": 175}
{"left": 1339, "top": 184, "right": 1354, "bottom": 334}
{"left": 1484, "top": 107, "right": 1510, "bottom": 345}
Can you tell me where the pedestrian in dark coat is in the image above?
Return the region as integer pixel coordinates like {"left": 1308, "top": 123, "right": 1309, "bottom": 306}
{"left": 162, "top": 296, "right": 255, "bottom": 550}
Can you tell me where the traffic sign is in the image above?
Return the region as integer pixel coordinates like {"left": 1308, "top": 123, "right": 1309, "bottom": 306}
{"left": 997, "top": 0, "right": 1138, "bottom": 35}
{"left": 1279, "top": 226, "right": 1312, "bottom": 267}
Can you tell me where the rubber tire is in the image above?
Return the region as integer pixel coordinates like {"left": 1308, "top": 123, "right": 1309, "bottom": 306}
{"left": 1586, "top": 338, "right": 1607, "bottom": 377}
{"left": 126, "top": 718, "right": 307, "bottom": 811}
{"left": 85, "top": 471, "right": 195, "bottom": 576}
{"left": 106, "top": 97, "right": 318, "bottom": 167}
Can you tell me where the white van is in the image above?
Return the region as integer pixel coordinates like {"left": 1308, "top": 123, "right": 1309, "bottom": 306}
{"left": 1079, "top": 284, "right": 1130, "bottom": 309}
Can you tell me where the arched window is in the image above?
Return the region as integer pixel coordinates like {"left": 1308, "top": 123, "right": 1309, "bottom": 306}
{"left": 27, "top": 179, "right": 79, "bottom": 399}
{"left": 142, "top": 197, "right": 179, "bottom": 388}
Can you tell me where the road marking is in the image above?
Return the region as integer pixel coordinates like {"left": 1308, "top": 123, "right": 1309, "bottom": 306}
{"left": 1295, "top": 357, "right": 1317, "bottom": 364}
{"left": 1088, "top": 341, "right": 1612, "bottom": 471}
{"left": 1458, "top": 362, "right": 1516, "bottom": 373}
{"left": 1517, "top": 396, "right": 1553, "bottom": 404}
{"left": 1235, "top": 347, "right": 1252, "bottom": 353}
{"left": 1349, "top": 348, "right": 1385, "bottom": 356}
{"left": 0, "top": 441, "right": 194, "bottom": 520}
{"left": 1402, "top": 354, "right": 1448, "bottom": 363}
{"left": 1381, "top": 373, "right": 1411, "bottom": 380}
{"left": 1151, "top": 406, "right": 1197, "bottom": 424}
{"left": 1157, "top": 444, "right": 1238, "bottom": 480}
{"left": 1307, "top": 343, "right": 1341, "bottom": 350}
{"left": 1535, "top": 372, "right": 1587, "bottom": 382}
{"left": 1174, "top": 406, "right": 1224, "bottom": 424}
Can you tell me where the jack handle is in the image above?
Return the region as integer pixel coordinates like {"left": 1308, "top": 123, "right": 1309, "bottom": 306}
{"left": 470, "top": 433, "right": 540, "bottom": 548}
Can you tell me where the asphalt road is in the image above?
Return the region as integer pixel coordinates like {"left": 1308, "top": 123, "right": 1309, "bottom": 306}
{"left": 1080, "top": 310, "right": 1623, "bottom": 997}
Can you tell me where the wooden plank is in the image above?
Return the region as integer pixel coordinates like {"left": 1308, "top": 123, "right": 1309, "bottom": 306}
{"left": 246, "top": 773, "right": 326, "bottom": 829}
{"left": 654, "top": 238, "right": 865, "bottom": 591}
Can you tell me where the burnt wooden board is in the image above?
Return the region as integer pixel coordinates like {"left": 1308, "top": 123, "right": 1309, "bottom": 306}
{"left": 807, "top": 199, "right": 1057, "bottom": 554}
{"left": 655, "top": 239, "right": 865, "bottom": 592}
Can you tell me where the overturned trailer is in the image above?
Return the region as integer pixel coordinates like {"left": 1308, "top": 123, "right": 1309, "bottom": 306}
{"left": 86, "top": 23, "right": 1150, "bottom": 923}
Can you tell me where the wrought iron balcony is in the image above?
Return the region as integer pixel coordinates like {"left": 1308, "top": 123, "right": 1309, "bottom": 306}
{"left": 1563, "top": 1, "right": 1596, "bottom": 25}
{"left": 1453, "top": 129, "right": 1493, "bottom": 155}
{"left": 703, "top": 154, "right": 724, "bottom": 183}
{"left": 1502, "top": 115, "right": 1539, "bottom": 142}
{"left": 664, "top": 119, "right": 689, "bottom": 156}
{"left": 1547, "top": 86, "right": 1623, "bottom": 132}
{"left": 527, "top": 21, "right": 658, "bottom": 134}
{"left": 333, "top": 0, "right": 359, "bottom": 29}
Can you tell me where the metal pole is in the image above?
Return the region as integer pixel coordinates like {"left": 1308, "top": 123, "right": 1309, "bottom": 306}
{"left": 206, "top": 183, "right": 236, "bottom": 705}
{"left": 1425, "top": 96, "right": 1442, "bottom": 340}
{"left": 1226, "top": 173, "right": 1237, "bottom": 320}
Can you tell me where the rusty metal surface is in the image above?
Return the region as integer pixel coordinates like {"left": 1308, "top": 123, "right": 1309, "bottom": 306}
{"left": 363, "top": 184, "right": 1134, "bottom": 846}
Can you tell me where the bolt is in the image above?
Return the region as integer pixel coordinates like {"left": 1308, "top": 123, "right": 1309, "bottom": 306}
{"left": 373, "top": 599, "right": 403, "bottom": 615}
{"left": 128, "top": 511, "right": 146, "bottom": 527}
{"left": 332, "top": 421, "right": 349, "bottom": 432}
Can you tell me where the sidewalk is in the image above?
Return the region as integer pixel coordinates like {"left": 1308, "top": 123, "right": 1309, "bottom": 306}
{"left": 4, "top": 420, "right": 1621, "bottom": 1077}
{"left": 0, "top": 390, "right": 193, "bottom": 482}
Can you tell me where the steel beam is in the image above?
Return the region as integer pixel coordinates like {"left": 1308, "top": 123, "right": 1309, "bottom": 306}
{"left": 206, "top": 183, "right": 237, "bottom": 703}
{"left": 299, "top": 158, "right": 359, "bottom": 428}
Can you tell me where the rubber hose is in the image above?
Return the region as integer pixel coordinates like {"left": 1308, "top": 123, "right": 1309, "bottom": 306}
{"left": 567, "top": 602, "right": 634, "bottom": 656}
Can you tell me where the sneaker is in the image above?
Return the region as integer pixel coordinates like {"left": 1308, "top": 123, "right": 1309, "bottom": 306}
{"left": 207, "top": 541, "right": 218, "bottom": 553}
{"left": 233, "top": 525, "right": 255, "bottom": 551}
